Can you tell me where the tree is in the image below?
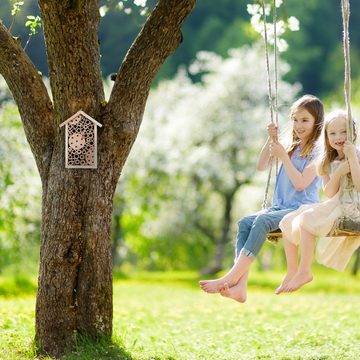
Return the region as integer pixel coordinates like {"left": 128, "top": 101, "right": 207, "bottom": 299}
{"left": 0, "top": 0, "right": 195, "bottom": 356}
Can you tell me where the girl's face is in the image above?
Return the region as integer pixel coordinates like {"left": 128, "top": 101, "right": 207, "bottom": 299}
{"left": 327, "top": 117, "right": 347, "bottom": 152}
{"left": 291, "top": 107, "right": 316, "bottom": 142}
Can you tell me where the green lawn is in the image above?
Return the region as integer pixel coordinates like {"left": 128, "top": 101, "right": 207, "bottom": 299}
{"left": 0, "top": 270, "right": 359, "bottom": 360}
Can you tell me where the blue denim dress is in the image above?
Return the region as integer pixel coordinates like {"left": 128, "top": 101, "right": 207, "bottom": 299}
{"left": 235, "top": 145, "right": 321, "bottom": 258}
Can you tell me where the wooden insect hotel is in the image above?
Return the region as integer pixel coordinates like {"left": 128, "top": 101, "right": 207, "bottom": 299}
{"left": 60, "top": 110, "right": 102, "bottom": 169}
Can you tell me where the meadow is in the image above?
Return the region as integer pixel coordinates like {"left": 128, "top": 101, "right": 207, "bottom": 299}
{"left": 0, "top": 269, "right": 359, "bottom": 360}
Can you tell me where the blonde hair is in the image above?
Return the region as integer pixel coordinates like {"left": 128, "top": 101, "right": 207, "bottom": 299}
{"left": 287, "top": 94, "right": 324, "bottom": 158}
{"left": 318, "top": 109, "right": 357, "bottom": 176}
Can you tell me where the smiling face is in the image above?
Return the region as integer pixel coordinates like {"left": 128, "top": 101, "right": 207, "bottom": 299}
{"left": 291, "top": 107, "right": 316, "bottom": 144}
{"left": 326, "top": 116, "right": 347, "bottom": 154}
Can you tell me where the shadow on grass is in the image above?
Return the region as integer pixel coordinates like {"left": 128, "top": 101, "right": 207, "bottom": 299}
{"left": 62, "top": 336, "right": 133, "bottom": 360}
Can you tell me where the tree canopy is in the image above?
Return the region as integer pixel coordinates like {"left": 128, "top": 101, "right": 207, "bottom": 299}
{"left": 1, "top": 0, "right": 360, "bottom": 99}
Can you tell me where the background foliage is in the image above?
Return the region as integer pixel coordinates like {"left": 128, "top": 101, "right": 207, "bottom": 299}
{"left": 0, "top": 1, "right": 359, "bottom": 274}
{"left": 0, "top": 93, "right": 41, "bottom": 273}
{"left": 1, "top": 0, "right": 360, "bottom": 99}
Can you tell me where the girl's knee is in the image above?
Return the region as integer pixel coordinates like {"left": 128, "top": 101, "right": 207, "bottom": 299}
{"left": 297, "top": 212, "right": 310, "bottom": 228}
{"left": 253, "top": 214, "right": 272, "bottom": 230}
{"left": 240, "top": 248, "right": 256, "bottom": 259}
{"left": 279, "top": 217, "right": 285, "bottom": 229}
{"left": 238, "top": 216, "right": 252, "bottom": 230}
{"left": 280, "top": 212, "right": 291, "bottom": 226}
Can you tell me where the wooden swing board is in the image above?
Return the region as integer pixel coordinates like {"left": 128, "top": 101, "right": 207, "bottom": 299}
{"left": 267, "top": 219, "right": 360, "bottom": 243}
{"left": 331, "top": 218, "right": 360, "bottom": 236}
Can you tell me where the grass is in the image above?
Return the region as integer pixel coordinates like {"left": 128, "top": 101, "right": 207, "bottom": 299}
{"left": 0, "top": 269, "right": 359, "bottom": 359}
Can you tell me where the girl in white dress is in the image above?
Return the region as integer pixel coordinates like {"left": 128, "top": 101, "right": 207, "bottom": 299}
{"left": 276, "top": 109, "right": 360, "bottom": 293}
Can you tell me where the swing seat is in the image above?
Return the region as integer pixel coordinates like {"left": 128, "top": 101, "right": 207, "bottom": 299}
{"left": 330, "top": 218, "right": 360, "bottom": 237}
{"left": 267, "top": 218, "right": 360, "bottom": 243}
{"left": 267, "top": 229, "right": 282, "bottom": 243}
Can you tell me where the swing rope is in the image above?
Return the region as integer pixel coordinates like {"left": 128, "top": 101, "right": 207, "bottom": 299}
{"left": 330, "top": 0, "right": 360, "bottom": 236}
{"left": 339, "top": 0, "right": 356, "bottom": 208}
{"left": 261, "top": 0, "right": 279, "bottom": 210}
{"left": 273, "top": 1, "right": 279, "bottom": 135}
{"left": 273, "top": 0, "right": 279, "bottom": 177}
{"left": 342, "top": 0, "right": 352, "bottom": 143}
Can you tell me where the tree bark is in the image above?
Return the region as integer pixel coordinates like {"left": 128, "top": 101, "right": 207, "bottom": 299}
{"left": 36, "top": 168, "right": 115, "bottom": 353}
{"left": 1, "top": 0, "right": 195, "bottom": 356}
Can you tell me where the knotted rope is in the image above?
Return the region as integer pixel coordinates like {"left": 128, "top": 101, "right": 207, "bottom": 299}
{"left": 332, "top": 0, "right": 360, "bottom": 234}
{"left": 342, "top": 0, "right": 352, "bottom": 143}
{"left": 261, "top": 0, "right": 279, "bottom": 209}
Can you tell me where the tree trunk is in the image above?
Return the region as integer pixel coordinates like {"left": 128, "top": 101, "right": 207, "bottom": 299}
{"left": 35, "top": 146, "right": 118, "bottom": 354}
{"left": 352, "top": 248, "right": 360, "bottom": 276}
{"left": 201, "top": 191, "right": 235, "bottom": 275}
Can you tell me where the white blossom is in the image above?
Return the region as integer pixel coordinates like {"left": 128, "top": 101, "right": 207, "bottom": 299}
{"left": 247, "top": 1, "right": 300, "bottom": 53}
{"left": 277, "top": 38, "right": 289, "bottom": 52}
{"left": 99, "top": 5, "right": 108, "bottom": 17}
{"left": 117, "top": 2, "right": 125, "bottom": 10}
{"left": 246, "top": 4, "right": 261, "bottom": 16}
{"left": 288, "top": 16, "right": 300, "bottom": 31}
{"left": 134, "top": 0, "right": 147, "bottom": 7}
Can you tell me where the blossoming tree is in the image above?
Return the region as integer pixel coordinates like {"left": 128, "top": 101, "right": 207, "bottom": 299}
{"left": 120, "top": 44, "right": 299, "bottom": 273}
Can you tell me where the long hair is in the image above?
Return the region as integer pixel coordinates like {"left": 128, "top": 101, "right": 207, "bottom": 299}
{"left": 318, "top": 109, "right": 357, "bottom": 176}
{"left": 287, "top": 94, "right": 324, "bottom": 158}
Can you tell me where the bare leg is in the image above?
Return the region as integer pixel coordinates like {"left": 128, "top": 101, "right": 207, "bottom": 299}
{"left": 284, "top": 227, "right": 315, "bottom": 292}
{"left": 199, "top": 255, "right": 253, "bottom": 293}
{"left": 275, "top": 235, "right": 298, "bottom": 294}
{"left": 219, "top": 271, "right": 249, "bottom": 303}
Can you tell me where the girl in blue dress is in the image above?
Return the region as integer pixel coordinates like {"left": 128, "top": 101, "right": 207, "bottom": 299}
{"left": 200, "top": 94, "right": 324, "bottom": 302}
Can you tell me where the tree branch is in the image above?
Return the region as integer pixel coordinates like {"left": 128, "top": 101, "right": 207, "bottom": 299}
{"left": 38, "top": 0, "right": 104, "bottom": 119}
{"left": 0, "top": 21, "right": 54, "bottom": 179}
{"left": 107, "top": 0, "right": 196, "bottom": 137}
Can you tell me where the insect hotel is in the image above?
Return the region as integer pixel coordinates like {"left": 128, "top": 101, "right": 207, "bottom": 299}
{"left": 60, "top": 110, "right": 102, "bottom": 169}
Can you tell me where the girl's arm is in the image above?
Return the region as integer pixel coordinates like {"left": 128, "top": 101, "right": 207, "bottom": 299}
{"left": 322, "top": 162, "right": 349, "bottom": 198}
{"left": 344, "top": 141, "right": 360, "bottom": 191}
{"left": 256, "top": 123, "right": 278, "bottom": 171}
{"left": 280, "top": 155, "right": 317, "bottom": 191}
{"left": 270, "top": 142, "right": 318, "bottom": 191}
{"left": 256, "top": 137, "right": 272, "bottom": 171}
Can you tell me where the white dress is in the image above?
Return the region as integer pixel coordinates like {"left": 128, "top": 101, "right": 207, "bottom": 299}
{"left": 279, "top": 158, "right": 360, "bottom": 271}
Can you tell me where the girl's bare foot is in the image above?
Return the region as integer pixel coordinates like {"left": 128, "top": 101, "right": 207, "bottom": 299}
{"left": 199, "top": 255, "right": 252, "bottom": 293}
{"left": 219, "top": 282, "right": 247, "bottom": 303}
{"left": 199, "top": 276, "right": 237, "bottom": 293}
{"left": 275, "top": 271, "right": 296, "bottom": 295}
{"left": 283, "top": 271, "right": 313, "bottom": 292}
